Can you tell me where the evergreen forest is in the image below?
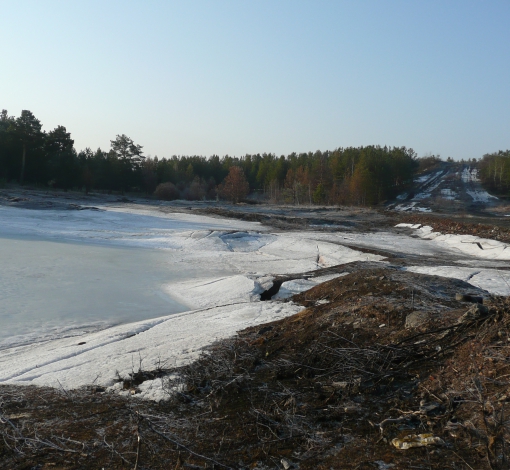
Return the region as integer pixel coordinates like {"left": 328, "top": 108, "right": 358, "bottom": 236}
{"left": 0, "top": 108, "right": 471, "bottom": 205}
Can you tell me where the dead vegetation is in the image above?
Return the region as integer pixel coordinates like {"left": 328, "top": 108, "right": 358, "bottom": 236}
{"left": 394, "top": 213, "right": 510, "bottom": 243}
{"left": 2, "top": 264, "right": 510, "bottom": 469}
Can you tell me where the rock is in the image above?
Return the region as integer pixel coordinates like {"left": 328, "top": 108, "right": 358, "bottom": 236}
{"left": 391, "top": 433, "right": 444, "bottom": 449}
{"left": 374, "top": 461, "right": 395, "bottom": 469}
{"left": 457, "top": 303, "right": 489, "bottom": 323}
{"left": 405, "top": 311, "right": 430, "bottom": 329}
{"left": 419, "top": 401, "right": 445, "bottom": 416}
{"left": 344, "top": 405, "right": 359, "bottom": 413}
{"left": 258, "top": 326, "right": 273, "bottom": 335}
{"left": 455, "top": 293, "right": 483, "bottom": 304}
{"left": 332, "top": 381, "right": 349, "bottom": 389}
{"left": 281, "top": 458, "right": 293, "bottom": 469}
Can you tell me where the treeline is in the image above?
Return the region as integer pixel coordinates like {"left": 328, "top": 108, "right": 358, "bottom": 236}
{"left": 479, "top": 150, "right": 510, "bottom": 195}
{"left": 0, "top": 109, "right": 419, "bottom": 204}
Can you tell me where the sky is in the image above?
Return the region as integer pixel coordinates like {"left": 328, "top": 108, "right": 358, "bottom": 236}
{"left": 2, "top": 0, "right": 509, "bottom": 160}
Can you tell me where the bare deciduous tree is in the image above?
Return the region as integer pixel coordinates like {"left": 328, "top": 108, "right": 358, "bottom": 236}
{"left": 218, "top": 166, "right": 249, "bottom": 203}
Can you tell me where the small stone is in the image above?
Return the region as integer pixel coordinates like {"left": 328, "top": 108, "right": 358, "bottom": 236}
{"left": 258, "top": 326, "right": 273, "bottom": 335}
{"left": 281, "top": 458, "right": 292, "bottom": 469}
{"left": 344, "top": 405, "right": 359, "bottom": 413}
{"left": 405, "top": 311, "right": 430, "bottom": 328}
{"left": 419, "top": 401, "right": 444, "bottom": 415}
{"left": 457, "top": 303, "right": 489, "bottom": 323}
{"left": 455, "top": 292, "right": 483, "bottom": 303}
{"left": 391, "top": 433, "right": 444, "bottom": 449}
{"left": 332, "top": 381, "right": 349, "bottom": 389}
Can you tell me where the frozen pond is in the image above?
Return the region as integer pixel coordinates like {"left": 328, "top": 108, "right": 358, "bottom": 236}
{"left": 0, "top": 204, "right": 252, "bottom": 351}
{"left": 0, "top": 236, "right": 197, "bottom": 350}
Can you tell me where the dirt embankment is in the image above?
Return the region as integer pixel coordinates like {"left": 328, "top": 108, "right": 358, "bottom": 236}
{"left": 2, "top": 264, "right": 509, "bottom": 469}
{"left": 394, "top": 213, "right": 510, "bottom": 243}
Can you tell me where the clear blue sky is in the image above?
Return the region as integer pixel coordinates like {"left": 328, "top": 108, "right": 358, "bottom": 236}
{"left": 2, "top": 0, "right": 509, "bottom": 160}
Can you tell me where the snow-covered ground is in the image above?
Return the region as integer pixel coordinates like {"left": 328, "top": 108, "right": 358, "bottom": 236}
{"left": 0, "top": 205, "right": 382, "bottom": 397}
{"left": 414, "top": 171, "right": 442, "bottom": 184}
{"left": 395, "top": 223, "right": 510, "bottom": 260}
{"left": 392, "top": 164, "right": 501, "bottom": 213}
{"left": 462, "top": 166, "right": 480, "bottom": 182}
{"left": 441, "top": 188, "right": 457, "bottom": 200}
{"left": 1, "top": 204, "right": 509, "bottom": 400}
{"left": 405, "top": 266, "right": 510, "bottom": 297}
{"left": 466, "top": 189, "right": 498, "bottom": 203}
{"left": 394, "top": 170, "right": 446, "bottom": 211}
{"left": 394, "top": 201, "right": 432, "bottom": 212}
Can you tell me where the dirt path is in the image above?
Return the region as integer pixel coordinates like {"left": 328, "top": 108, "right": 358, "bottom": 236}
{"left": 389, "top": 162, "right": 510, "bottom": 217}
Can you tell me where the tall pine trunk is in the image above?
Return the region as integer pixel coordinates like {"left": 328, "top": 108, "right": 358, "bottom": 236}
{"left": 20, "top": 141, "right": 26, "bottom": 185}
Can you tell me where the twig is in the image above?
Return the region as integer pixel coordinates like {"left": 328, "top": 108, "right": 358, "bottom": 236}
{"left": 139, "top": 413, "right": 233, "bottom": 469}
{"left": 133, "top": 425, "right": 141, "bottom": 470}
{"left": 103, "top": 437, "right": 132, "bottom": 466}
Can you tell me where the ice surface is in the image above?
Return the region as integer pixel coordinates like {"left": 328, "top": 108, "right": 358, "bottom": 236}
{"left": 0, "top": 205, "right": 261, "bottom": 248}
{"left": 0, "top": 237, "right": 193, "bottom": 350}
